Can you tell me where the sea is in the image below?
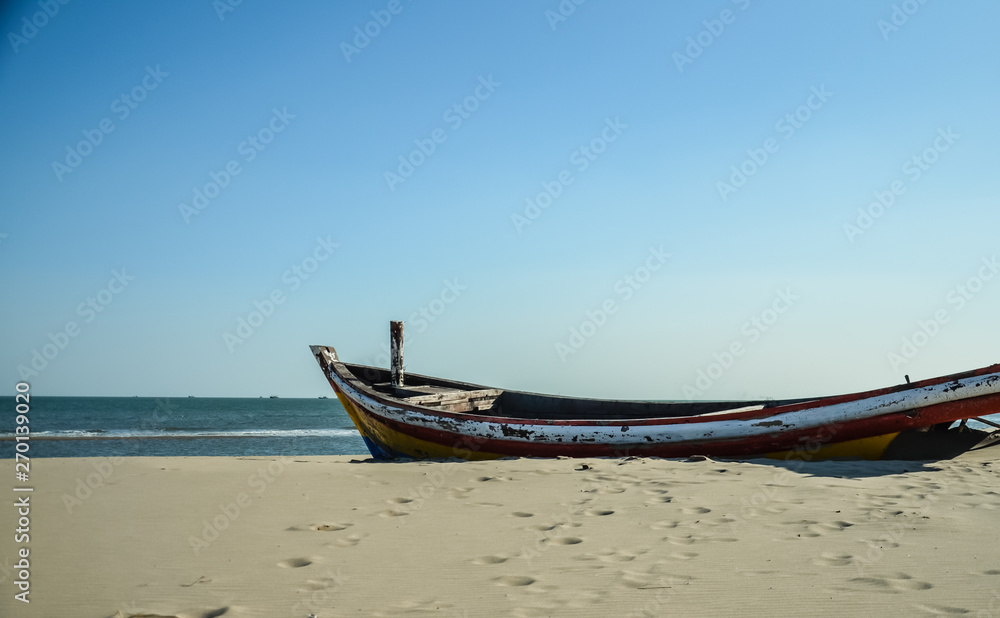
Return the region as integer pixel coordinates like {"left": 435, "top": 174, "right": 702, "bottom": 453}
{"left": 2, "top": 397, "right": 368, "bottom": 458}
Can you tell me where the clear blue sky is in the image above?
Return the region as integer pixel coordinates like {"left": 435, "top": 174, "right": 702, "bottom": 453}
{"left": 1, "top": 0, "right": 997, "bottom": 399}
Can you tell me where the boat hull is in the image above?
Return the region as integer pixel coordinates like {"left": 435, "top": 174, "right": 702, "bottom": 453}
{"left": 311, "top": 346, "right": 1000, "bottom": 461}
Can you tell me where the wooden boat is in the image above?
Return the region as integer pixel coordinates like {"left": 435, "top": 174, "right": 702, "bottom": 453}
{"left": 310, "top": 326, "right": 1000, "bottom": 461}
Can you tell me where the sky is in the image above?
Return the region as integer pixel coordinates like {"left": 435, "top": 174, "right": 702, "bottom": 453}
{"left": 1, "top": 0, "right": 998, "bottom": 399}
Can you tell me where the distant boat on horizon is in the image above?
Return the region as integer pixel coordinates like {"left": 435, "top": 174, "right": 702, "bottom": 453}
{"left": 269, "top": 395, "right": 279, "bottom": 399}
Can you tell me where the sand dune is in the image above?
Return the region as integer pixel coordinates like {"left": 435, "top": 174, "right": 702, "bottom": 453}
{"left": 3, "top": 450, "right": 1000, "bottom": 617}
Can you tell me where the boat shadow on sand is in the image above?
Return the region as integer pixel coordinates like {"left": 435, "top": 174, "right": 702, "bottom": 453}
{"left": 760, "top": 429, "right": 1000, "bottom": 479}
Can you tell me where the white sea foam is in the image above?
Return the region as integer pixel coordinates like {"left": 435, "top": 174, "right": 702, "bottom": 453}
{"left": 0, "top": 428, "right": 360, "bottom": 441}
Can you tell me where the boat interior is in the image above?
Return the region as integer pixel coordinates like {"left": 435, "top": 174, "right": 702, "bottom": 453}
{"left": 344, "top": 363, "right": 818, "bottom": 420}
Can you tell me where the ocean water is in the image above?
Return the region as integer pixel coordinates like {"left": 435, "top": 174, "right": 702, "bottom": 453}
{"left": 2, "top": 397, "right": 368, "bottom": 458}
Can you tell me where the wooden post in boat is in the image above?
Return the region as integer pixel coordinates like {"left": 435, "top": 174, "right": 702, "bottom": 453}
{"left": 390, "top": 320, "right": 404, "bottom": 388}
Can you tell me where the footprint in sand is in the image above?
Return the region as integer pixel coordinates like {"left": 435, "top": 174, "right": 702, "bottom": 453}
{"left": 300, "top": 575, "right": 346, "bottom": 592}
{"left": 740, "top": 569, "right": 785, "bottom": 577}
{"left": 619, "top": 571, "right": 662, "bottom": 589}
{"left": 584, "top": 509, "right": 614, "bottom": 516}
{"left": 650, "top": 520, "right": 680, "bottom": 530}
{"left": 779, "top": 519, "right": 854, "bottom": 540}
{"left": 574, "top": 548, "right": 646, "bottom": 563}
{"left": 387, "top": 497, "right": 413, "bottom": 504}
{"left": 583, "top": 473, "right": 620, "bottom": 483}
{"left": 618, "top": 566, "right": 694, "bottom": 589}
{"left": 801, "top": 521, "right": 854, "bottom": 537}
{"left": 277, "top": 557, "right": 314, "bottom": 568}
{"left": 546, "top": 536, "right": 583, "bottom": 545}
{"left": 494, "top": 575, "right": 536, "bottom": 586}
{"left": 665, "top": 534, "right": 735, "bottom": 546}
{"left": 681, "top": 507, "right": 711, "bottom": 515}
{"left": 329, "top": 533, "right": 367, "bottom": 548}
{"left": 158, "top": 608, "right": 225, "bottom": 618}
{"left": 597, "top": 551, "right": 639, "bottom": 563}
{"left": 812, "top": 553, "right": 856, "bottom": 567}
{"left": 378, "top": 509, "right": 409, "bottom": 518}
{"left": 846, "top": 573, "right": 933, "bottom": 593}
{"left": 373, "top": 598, "right": 461, "bottom": 616}
{"left": 513, "top": 603, "right": 570, "bottom": 617}
{"left": 861, "top": 538, "right": 901, "bottom": 550}
{"left": 702, "top": 516, "right": 737, "bottom": 527}
{"left": 472, "top": 555, "right": 509, "bottom": 565}
{"left": 912, "top": 603, "right": 972, "bottom": 615}
{"left": 589, "top": 486, "right": 627, "bottom": 495}
{"left": 511, "top": 511, "right": 534, "bottom": 518}
{"left": 310, "top": 522, "right": 351, "bottom": 531}
{"left": 668, "top": 551, "right": 699, "bottom": 560}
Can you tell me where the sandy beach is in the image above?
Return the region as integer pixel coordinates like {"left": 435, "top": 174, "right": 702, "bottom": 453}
{"left": 3, "top": 450, "right": 1000, "bottom": 617}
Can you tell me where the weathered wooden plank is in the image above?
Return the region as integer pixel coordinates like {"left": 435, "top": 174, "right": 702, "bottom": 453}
{"left": 390, "top": 321, "right": 404, "bottom": 387}
{"left": 441, "top": 399, "right": 501, "bottom": 413}
{"left": 404, "top": 389, "right": 503, "bottom": 405}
